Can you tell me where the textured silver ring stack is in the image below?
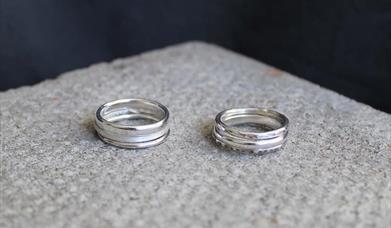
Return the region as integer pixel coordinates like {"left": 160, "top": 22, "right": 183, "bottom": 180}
{"left": 94, "top": 98, "right": 170, "bottom": 149}
{"left": 212, "top": 108, "right": 289, "bottom": 154}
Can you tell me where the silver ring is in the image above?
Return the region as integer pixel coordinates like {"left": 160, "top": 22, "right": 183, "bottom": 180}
{"left": 212, "top": 108, "right": 289, "bottom": 154}
{"left": 94, "top": 98, "right": 170, "bottom": 149}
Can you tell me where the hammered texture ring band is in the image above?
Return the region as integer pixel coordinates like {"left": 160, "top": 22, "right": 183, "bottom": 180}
{"left": 213, "top": 108, "right": 289, "bottom": 154}
{"left": 95, "top": 98, "right": 170, "bottom": 149}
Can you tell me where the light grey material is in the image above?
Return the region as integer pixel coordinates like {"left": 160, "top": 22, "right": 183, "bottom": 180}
{"left": 0, "top": 41, "right": 390, "bottom": 228}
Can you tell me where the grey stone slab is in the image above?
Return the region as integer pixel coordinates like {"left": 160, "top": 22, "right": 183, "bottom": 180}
{"left": 0, "top": 42, "right": 390, "bottom": 228}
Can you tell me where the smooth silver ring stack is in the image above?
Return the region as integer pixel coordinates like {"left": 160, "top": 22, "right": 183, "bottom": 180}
{"left": 212, "top": 108, "right": 289, "bottom": 154}
{"left": 94, "top": 98, "right": 170, "bottom": 149}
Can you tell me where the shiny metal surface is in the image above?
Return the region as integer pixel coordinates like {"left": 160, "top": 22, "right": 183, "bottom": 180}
{"left": 95, "top": 98, "right": 170, "bottom": 149}
{"left": 212, "top": 108, "right": 289, "bottom": 154}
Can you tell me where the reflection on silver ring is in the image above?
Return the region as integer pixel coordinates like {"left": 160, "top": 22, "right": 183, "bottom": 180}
{"left": 94, "top": 98, "right": 170, "bottom": 149}
{"left": 212, "top": 108, "right": 289, "bottom": 154}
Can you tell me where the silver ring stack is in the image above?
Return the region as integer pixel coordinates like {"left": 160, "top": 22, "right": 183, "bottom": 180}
{"left": 212, "top": 108, "right": 289, "bottom": 154}
{"left": 95, "top": 98, "right": 170, "bottom": 149}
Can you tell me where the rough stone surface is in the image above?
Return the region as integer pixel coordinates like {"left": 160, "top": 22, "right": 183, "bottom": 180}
{"left": 0, "top": 42, "right": 390, "bottom": 228}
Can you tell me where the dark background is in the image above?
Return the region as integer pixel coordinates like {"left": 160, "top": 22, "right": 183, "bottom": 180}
{"left": 1, "top": 0, "right": 390, "bottom": 113}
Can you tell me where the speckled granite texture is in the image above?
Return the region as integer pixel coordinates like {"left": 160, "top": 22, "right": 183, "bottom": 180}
{"left": 0, "top": 42, "right": 390, "bottom": 228}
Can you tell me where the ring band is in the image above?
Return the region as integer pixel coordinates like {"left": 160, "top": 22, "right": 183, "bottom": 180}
{"left": 94, "top": 98, "right": 170, "bottom": 149}
{"left": 212, "top": 108, "right": 289, "bottom": 154}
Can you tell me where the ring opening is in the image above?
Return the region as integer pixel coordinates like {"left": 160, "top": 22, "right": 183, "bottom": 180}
{"left": 221, "top": 112, "right": 284, "bottom": 133}
{"left": 100, "top": 100, "right": 165, "bottom": 127}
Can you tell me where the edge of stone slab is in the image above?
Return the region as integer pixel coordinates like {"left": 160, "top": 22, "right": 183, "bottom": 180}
{"left": 0, "top": 40, "right": 390, "bottom": 117}
{"left": 0, "top": 41, "right": 215, "bottom": 96}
